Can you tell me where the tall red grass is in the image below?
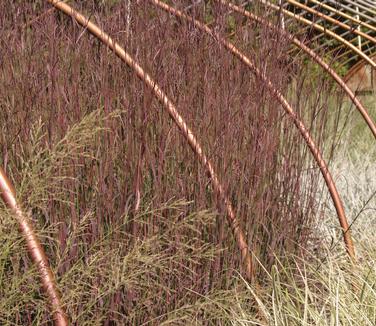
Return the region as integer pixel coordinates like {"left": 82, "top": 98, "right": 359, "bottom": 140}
{"left": 0, "top": 0, "right": 364, "bottom": 323}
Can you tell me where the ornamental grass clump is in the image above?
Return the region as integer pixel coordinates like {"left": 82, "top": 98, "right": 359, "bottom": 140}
{"left": 0, "top": 0, "right": 373, "bottom": 323}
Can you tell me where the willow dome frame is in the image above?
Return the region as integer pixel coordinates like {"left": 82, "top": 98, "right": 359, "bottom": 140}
{"left": 1, "top": 1, "right": 375, "bottom": 324}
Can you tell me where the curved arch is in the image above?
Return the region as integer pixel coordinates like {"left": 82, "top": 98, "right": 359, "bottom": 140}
{"left": 216, "top": 1, "right": 376, "bottom": 139}
{"left": 258, "top": 0, "right": 376, "bottom": 68}
{"left": 150, "top": 0, "right": 356, "bottom": 259}
{"left": 0, "top": 167, "right": 68, "bottom": 325}
{"left": 307, "top": 0, "right": 376, "bottom": 34}
{"left": 286, "top": 0, "right": 376, "bottom": 45}
{"left": 46, "top": 0, "right": 254, "bottom": 280}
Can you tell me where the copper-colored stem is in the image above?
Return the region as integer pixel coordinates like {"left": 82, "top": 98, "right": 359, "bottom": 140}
{"left": 0, "top": 167, "right": 68, "bottom": 325}
{"left": 150, "top": 0, "right": 356, "bottom": 259}
{"left": 218, "top": 1, "right": 376, "bottom": 140}
{"left": 46, "top": 0, "right": 254, "bottom": 280}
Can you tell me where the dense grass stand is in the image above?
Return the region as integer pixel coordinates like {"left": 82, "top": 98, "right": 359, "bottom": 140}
{"left": 150, "top": 0, "right": 357, "bottom": 261}
{"left": 3, "top": 0, "right": 375, "bottom": 324}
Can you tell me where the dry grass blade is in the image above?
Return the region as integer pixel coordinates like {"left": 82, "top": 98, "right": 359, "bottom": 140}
{"left": 0, "top": 167, "right": 68, "bottom": 325}
{"left": 150, "top": 0, "right": 355, "bottom": 261}
{"left": 46, "top": 0, "right": 254, "bottom": 280}
{"left": 219, "top": 0, "right": 376, "bottom": 140}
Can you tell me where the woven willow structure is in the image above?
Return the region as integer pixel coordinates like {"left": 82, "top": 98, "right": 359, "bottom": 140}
{"left": 1, "top": 1, "right": 375, "bottom": 324}
{"left": 256, "top": 0, "right": 375, "bottom": 90}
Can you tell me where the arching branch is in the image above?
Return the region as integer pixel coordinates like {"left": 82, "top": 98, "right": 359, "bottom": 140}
{"left": 0, "top": 167, "right": 68, "bottom": 326}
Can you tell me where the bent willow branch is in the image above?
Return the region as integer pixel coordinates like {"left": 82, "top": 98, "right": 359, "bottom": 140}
{"left": 258, "top": 0, "right": 376, "bottom": 68}
{"left": 0, "top": 167, "right": 68, "bottom": 326}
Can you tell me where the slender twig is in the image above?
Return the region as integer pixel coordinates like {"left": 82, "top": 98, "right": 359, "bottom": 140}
{"left": 47, "top": 0, "right": 254, "bottom": 280}
{"left": 150, "top": 0, "right": 356, "bottom": 260}
{"left": 0, "top": 167, "right": 68, "bottom": 325}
